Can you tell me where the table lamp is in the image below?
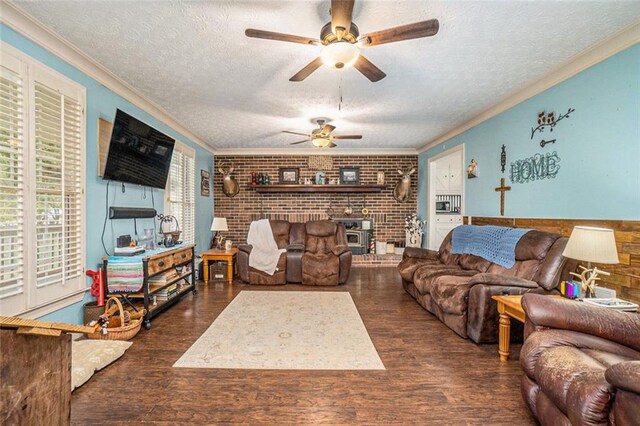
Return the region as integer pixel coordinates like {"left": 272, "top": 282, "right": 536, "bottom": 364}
{"left": 562, "top": 226, "right": 619, "bottom": 298}
{"left": 210, "top": 217, "right": 228, "bottom": 249}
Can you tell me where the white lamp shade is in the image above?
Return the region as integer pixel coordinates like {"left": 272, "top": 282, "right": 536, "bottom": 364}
{"left": 562, "top": 226, "right": 619, "bottom": 264}
{"left": 210, "top": 217, "right": 228, "bottom": 232}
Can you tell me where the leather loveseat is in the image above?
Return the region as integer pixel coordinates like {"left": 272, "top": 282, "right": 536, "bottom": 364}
{"left": 520, "top": 293, "right": 640, "bottom": 425}
{"left": 398, "top": 227, "right": 574, "bottom": 343}
{"left": 237, "top": 220, "right": 351, "bottom": 286}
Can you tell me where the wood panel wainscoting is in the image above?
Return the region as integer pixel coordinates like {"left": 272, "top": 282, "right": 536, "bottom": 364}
{"left": 465, "top": 217, "right": 640, "bottom": 303}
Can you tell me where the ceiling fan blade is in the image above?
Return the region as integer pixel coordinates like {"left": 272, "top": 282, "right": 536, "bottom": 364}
{"left": 321, "top": 124, "right": 336, "bottom": 135}
{"left": 353, "top": 55, "right": 386, "bottom": 82}
{"left": 327, "top": 142, "right": 337, "bottom": 148}
{"left": 290, "top": 140, "right": 310, "bottom": 145}
{"left": 282, "top": 130, "right": 309, "bottom": 136}
{"left": 331, "top": 0, "right": 354, "bottom": 40}
{"left": 245, "top": 29, "right": 320, "bottom": 46}
{"left": 290, "top": 57, "right": 323, "bottom": 82}
{"left": 332, "top": 134, "right": 362, "bottom": 140}
{"left": 359, "top": 19, "right": 439, "bottom": 46}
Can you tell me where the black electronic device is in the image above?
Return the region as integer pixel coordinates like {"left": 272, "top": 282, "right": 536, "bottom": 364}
{"left": 109, "top": 207, "right": 157, "bottom": 220}
{"left": 103, "top": 109, "right": 176, "bottom": 189}
{"left": 117, "top": 234, "right": 132, "bottom": 248}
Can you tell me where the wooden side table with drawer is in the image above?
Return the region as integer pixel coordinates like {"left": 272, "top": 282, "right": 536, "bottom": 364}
{"left": 201, "top": 248, "right": 237, "bottom": 285}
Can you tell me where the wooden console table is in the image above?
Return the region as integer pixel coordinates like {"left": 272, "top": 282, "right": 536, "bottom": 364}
{"left": 103, "top": 244, "right": 197, "bottom": 330}
{"left": 202, "top": 247, "right": 237, "bottom": 284}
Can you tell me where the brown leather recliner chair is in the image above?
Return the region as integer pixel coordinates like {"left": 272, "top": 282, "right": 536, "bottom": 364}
{"left": 237, "top": 220, "right": 303, "bottom": 285}
{"left": 520, "top": 293, "right": 640, "bottom": 425}
{"left": 301, "top": 221, "right": 351, "bottom": 286}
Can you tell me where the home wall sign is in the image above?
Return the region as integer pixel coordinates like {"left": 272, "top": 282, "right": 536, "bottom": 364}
{"left": 308, "top": 155, "right": 333, "bottom": 171}
{"left": 500, "top": 145, "right": 506, "bottom": 173}
{"left": 530, "top": 108, "right": 575, "bottom": 139}
{"left": 510, "top": 151, "right": 561, "bottom": 184}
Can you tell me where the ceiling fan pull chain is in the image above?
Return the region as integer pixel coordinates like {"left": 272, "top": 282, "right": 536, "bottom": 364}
{"left": 339, "top": 77, "right": 343, "bottom": 111}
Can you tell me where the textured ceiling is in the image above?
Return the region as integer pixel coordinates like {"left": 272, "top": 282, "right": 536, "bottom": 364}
{"left": 12, "top": 1, "right": 640, "bottom": 152}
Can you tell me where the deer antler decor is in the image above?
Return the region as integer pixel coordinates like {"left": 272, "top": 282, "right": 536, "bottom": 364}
{"left": 569, "top": 265, "right": 610, "bottom": 298}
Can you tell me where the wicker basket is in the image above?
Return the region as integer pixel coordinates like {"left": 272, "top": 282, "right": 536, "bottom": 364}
{"left": 86, "top": 297, "right": 143, "bottom": 341}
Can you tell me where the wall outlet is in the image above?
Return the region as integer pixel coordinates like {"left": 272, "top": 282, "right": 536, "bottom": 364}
{"left": 595, "top": 286, "right": 616, "bottom": 299}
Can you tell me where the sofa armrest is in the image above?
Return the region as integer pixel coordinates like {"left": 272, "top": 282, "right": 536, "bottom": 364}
{"left": 403, "top": 247, "right": 439, "bottom": 261}
{"left": 606, "top": 361, "right": 640, "bottom": 394}
{"left": 238, "top": 244, "right": 252, "bottom": 254}
{"left": 286, "top": 243, "right": 305, "bottom": 252}
{"left": 522, "top": 293, "right": 640, "bottom": 352}
{"left": 467, "top": 273, "right": 538, "bottom": 289}
{"left": 332, "top": 244, "right": 350, "bottom": 256}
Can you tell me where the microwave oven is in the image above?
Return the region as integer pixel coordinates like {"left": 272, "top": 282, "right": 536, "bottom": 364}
{"left": 435, "top": 201, "right": 451, "bottom": 213}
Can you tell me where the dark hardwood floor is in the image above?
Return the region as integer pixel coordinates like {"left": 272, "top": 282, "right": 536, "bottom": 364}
{"left": 72, "top": 268, "right": 536, "bottom": 425}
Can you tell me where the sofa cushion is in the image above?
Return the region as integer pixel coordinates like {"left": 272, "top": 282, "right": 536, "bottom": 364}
{"left": 249, "top": 252, "right": 287, "bottom": 285}
{"left": 458, "top": 254, "right": 491, "bottom": 272}
{"left": 270, "top": 220, "right": 292, "bottom": 249}
{"left": 515, "top": 231, "right": 561, "bottom": 260}
{"left": 430, "top": 274, "right": 476, "bottom": 315}
{"left": 302, "top": 253, "right": 339, "bottom": 286}
{"left": 487, "top": 259, "right": 540, "bottom": 280}
{"left": 398, "top": 257, "right": 439, "bottom": 282}
{"left": 413, "top": 266, "right": 475, "bottom": 295}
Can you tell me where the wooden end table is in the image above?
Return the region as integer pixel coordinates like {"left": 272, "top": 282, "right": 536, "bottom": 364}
{"left": 491, "top": 294, "right": 562, "bottom": 361}
{"left": 491, "top": 295, "right": 526, "bottom": 362}
{"left": 202, "top": 248, "right": 237, "bottom": 284}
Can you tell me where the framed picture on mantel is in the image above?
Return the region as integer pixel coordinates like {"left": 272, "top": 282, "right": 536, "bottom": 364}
{"left": 279, "top": 167, "right": 299, "bottom": 184}
{"left": 339, "top": 167, "right": 360, "bottom": 185}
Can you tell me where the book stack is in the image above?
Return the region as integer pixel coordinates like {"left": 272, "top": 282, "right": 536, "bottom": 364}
{"left": 156, "top": 282, "right": 179, "bottom": 301}
{"left": 148, "top": 269, "right": 179, "bottom": 285}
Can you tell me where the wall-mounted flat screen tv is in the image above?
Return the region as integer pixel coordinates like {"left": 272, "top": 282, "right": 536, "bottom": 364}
{"left": 103, "top": 109, "right": 176, "bottom": 189}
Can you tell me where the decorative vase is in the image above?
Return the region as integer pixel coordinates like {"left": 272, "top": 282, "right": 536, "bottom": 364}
{"left": 406, "top": 230, "right": 423, "bottom": 248}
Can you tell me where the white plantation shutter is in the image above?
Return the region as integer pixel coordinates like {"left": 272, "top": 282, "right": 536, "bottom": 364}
{"left": 167, "top": 143, "right": 195, "bottom": 245}
{"left": 0, "top": 60, "right": 26, "bottom": 305}
{"left": 0, "top": 45, "right": 85, "bottom": 316}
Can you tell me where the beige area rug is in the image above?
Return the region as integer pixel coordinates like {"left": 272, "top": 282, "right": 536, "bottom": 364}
{"left": 173, "top": 291, "right": 385, "bottom": 370}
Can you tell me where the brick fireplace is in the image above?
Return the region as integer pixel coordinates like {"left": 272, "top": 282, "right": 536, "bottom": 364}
{"left": 213, "top": 155, "right": 418, "bottom": 250}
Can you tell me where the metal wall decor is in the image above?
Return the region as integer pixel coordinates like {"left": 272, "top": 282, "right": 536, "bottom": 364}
{"left": 200, "top": 170, "right": 210, "bottom": 197}
{"left": 531, "top": 108, "right": 575, "bottom": 139}
{"left": 500, "top": 145, "right": 506, "bottom": 173}
{"left": 308, "top": 155, "right": 333, "bottom": 170}
{"left": 510, "top": 151, "right": 561, "bottom": 184}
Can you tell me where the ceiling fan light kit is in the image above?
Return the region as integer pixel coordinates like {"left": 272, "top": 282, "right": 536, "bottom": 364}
{"left": 321, "top": 41, "right": 360, "bottom": 69}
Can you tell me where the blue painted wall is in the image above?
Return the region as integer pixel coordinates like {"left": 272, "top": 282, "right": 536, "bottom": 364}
{"left": 418, "top": 44, "right": 640, "bottom": 235}
{"left": 1, "top": 24, "right": 215, "bottom": 324}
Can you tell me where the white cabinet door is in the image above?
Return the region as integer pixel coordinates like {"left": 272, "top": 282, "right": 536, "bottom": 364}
{"left": 435, "top": 161, "right": 449, "bottom": 194}
{"left": 448, "top": 151, "right": 462, "bottom": 194}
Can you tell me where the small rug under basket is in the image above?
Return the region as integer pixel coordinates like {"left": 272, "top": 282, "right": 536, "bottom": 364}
{"left": 173, "top": 291, "right": 385, "bottom": 370}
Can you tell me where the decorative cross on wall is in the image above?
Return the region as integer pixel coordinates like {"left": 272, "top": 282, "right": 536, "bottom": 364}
{"left": 494, "top": 178, "right": 511, "bottom": 216}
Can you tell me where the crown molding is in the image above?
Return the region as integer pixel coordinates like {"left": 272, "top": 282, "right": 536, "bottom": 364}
{"left": 213, "top": 147, "right": 418, "bottom": 156}
{"left": 1, "top": 1, "right": 214, "bottom": 153}
{"left": 418, "top": 21, "right": 640, "bottom": 153}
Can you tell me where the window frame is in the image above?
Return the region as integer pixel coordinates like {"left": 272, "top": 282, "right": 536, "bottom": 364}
{"left": 0, "top": 42, "right": 87, "bottom": 318}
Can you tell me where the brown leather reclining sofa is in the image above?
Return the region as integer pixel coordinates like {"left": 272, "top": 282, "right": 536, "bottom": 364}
{"left": 521, "top": 293, "right": 640, "bottom": 425}
{"left": 398, "top": 228, "right": 574, "bottom": 343}
{"left": 237, "top": 220, "right": 351, "bottom": 286}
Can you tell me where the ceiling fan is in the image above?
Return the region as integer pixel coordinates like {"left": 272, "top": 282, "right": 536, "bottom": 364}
{"left": 284, "top": 120, "right": 362, "bottom": 148}
{"left": 245, "top": 0, "right": 439, "bottom": 82}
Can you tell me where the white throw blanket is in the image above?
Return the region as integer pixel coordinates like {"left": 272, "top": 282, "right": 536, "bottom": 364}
{"left": 247, "top": 219, "right": 286, "bottom": 275}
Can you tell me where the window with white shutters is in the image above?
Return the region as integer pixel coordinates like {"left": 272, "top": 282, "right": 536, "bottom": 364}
{"left": 0, "top": 59, "right": 25, "bottom": 304}
{"left": 166, "top": 143, "right": 195, "bottom": 245}
{"left": 0, "top": 44, "right": 85, "bottom": 317}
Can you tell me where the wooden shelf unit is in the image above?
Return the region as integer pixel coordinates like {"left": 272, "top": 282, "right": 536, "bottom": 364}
{"left": 246, "top": 184, "right": 388, "bottom": 193}
{"left": 103, "top": 244, "right": 197, "bottom": 330}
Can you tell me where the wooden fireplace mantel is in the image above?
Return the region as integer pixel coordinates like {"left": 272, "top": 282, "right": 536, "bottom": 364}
{"left": 246, "top": 184, "right": 388, "bottom": 193}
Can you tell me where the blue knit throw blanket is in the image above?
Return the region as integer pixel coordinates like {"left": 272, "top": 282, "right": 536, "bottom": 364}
{"left": 451, "top": 225, "right": 531, "bottom": 269}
